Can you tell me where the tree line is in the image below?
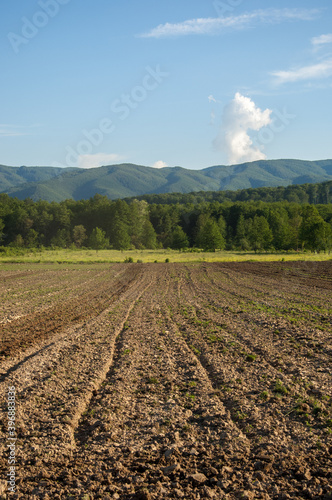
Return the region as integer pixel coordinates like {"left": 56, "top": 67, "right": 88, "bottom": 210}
{"left": 127, "top": 180, "right": 332, "bottom": 206}
{"left": 0, "top": 193, "right": 332, "bottom": 252}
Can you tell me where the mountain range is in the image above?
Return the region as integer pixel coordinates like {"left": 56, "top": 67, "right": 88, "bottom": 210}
{"left": 1, "top": 159, "right": 332, "bottom": 202}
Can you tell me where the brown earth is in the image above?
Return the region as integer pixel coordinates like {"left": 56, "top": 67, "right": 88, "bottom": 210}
{"left": 0, "top": 261, "right": 331, "bottom": 500}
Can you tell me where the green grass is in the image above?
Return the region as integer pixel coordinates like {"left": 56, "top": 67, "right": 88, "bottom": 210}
{"left": 245, "top": 353, "right": 257, "bottom": 362}
{"left": 148, "top": 377, "right": 159, "bottom": 384}
{"left": 0, "top": 248, "right": 331, "bottom": 264}
{"left": 274, "top": 379, "right": 289, "bottom": 396}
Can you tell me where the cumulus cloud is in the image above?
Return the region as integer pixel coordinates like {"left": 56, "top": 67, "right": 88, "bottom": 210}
{"left": 213, "top": 93, "right": 272, "bottom": 165}
{"left": 311, "top": 33, "right": 332, "bottom": 47}
{"left": 77, "top": 153, "right": 123, "bottom": 169}
{"left": 271, "top": 59, "right": 332, "bottom": 85}
{"left": 152, "top": 160, "right": 168, "bottom": 169}
{"left": 138, "top": 8, "right": 320, "bottom": 38}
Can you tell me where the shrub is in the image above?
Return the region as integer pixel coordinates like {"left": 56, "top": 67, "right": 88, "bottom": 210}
{"left": 124, "top": 256, "right": 134, "bottom": 263}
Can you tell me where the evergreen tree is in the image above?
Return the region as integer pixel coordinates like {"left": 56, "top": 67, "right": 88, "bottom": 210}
{"left": 110, "top": 215, "right": 131, "bottom": 250}
{"left": 315, "top": 222, "right": 332, "bottom": 252}
{"left": 51, "top": 228, "right": 71, "bottom": 248}
{"left": 235, "top": 214, "right": 250, "bottom": 250}
{"left": 268, "top": 208, "right": 292, "bottom": 250}
{"left": 300, "top": 206, "right": 332, "bottom": 251}
{"left": 159, "top": 213, "right": 175, "bottom": 248}
{"left": 171, "top": 225, "right": 189, "bottom": 250}
{"left": 129, "top": 199, "right": 149, "bottom": 248}
{"left": 196, "top": 217, "right": 225, "bottom": 251}
{"left": 141, "top": 219, "right": 157, "bottom": 249}
{"left": 218, "top": 215, "right": 227, "bottom": 239}
{"left": 11, "top": 234, "right": 24, "bottom": 247}
{"left": 26, "top": 228, "right": 39, "bottom": 248}
{"left": 88, "top": 227, "right": 109, "bottom": 250}
{"left": 288, "top": 212, "right": 302, "bottom": 250}
{"left": 248, "top": 215, "right": 273, "bottom": 252}
{"left": 0, "top": 218, "right": 4, "bottom": 243}
{"left": 72, "top": 225, "right": 87, "bottom": 248}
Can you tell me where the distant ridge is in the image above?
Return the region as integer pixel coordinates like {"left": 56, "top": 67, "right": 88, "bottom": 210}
{"left": 1, "top": 159, "right": 332, "bottom": 202}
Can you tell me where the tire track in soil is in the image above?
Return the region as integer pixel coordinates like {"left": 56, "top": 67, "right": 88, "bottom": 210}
{"left": 66, "top": 266, "right": 251, "bottom": 500}
{"left": 0, "top": 266, "right": 154, "bottom": 484}
{"left": 163, "top": 268, "right": 256, "bottom": 442}
{"left": 161, "top": 268, "right": 250, "bottom": 445}
{"left": 202, "top": 263, "right": 329, "bottom": 318}
{"left": 226, "top": 260, "right": 332, "bottom": 291}
{"left": 180, "top": 263, "right": 332, "bottom": 402}
{"left": 206, "top": 262, "right": 332, "bottom": 318}
{"left": 74, "top": 267, "right": 174, "bottom": 449}
{"left": 0, "top": 265, "right": 144, "bottom": 378}
{"left": 72, "top": 275, "right": 155, "bottom": 449}
{"left": 160, "top": 266, "right": 283, "bottom": 390}
{"left": 188, "top": 263, "right": 332, "bottom": 371}
{"left": 0, "top": 267, "right": 109, "bottom": 319}
{"left": 0, "top": 267, "right": 129, "bottom": 383}
{"left": 1, "top": 263, "right": 331, "bottom": 500}
{"left": 0, "top": 265, "right": 137, "bottom": 359}
{"left": 166, "top": 265, "right": 332, "bottom": 498}
{"left": 207, "top": 271, "right": 332, "bottom": 389}
{"left": 0, "top": 266, "right": 143, "bottom": 386}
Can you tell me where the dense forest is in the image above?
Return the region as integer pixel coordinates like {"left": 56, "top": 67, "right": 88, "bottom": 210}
{"left": 1, "top": 189, "right": 332, "bottom": 253}
{"left": 127, "top": 179, "right": 332, "bottom": 205}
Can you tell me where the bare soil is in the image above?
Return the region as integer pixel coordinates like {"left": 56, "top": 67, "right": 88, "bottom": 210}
{"left": 0, "top": 261, "right": 331, "bottom": 500}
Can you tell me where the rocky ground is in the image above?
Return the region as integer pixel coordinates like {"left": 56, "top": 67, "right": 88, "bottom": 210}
{"left": 0, "top": 261, "right": 331, "bottom": 499}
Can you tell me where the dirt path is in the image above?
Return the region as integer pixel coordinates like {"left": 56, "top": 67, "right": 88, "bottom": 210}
{"left": 0, "top": 262, "right": 331, "bottom": 499}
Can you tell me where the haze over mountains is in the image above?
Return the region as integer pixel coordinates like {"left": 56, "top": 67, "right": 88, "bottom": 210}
{"left": 1, "top": 160, "right": 332, "bottom": 202}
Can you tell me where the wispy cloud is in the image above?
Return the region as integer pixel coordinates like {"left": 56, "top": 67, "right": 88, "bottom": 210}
{"left": 271, "top": 59, "right": 332, "bottom": 85}
{"left": 311, "top": 33, "right": 332, "bottom": 47}
{"left": 0, "top": 123, "right": 42, "bottom": 137}
{"left": 138, "top": 8, "right": 320, "bottom": 38}
{"left": 0, "top": 124, "right": 28, "bottom": 137}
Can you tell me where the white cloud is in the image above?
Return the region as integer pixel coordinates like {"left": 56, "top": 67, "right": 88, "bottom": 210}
{"left": 208, "top": 95, "right": 217, "bottom": 103}
{"left": 311, "top": 33, "right": 332, "bottom": 47}
{"left": 77, "top": 153, "right": 123, "bottom": 169}
{"left": 138, "top": 8, "right": 320, "bottom": 38}
{"left": 152, "top": 160, "right": 168, "bottom": 169}
{"left": 213, "top": 93, "right": 272, "bottom": 165}
{"left": 271, "top": 59, "right": 332, "bottom": 85}
{"left": 0, "top": 124, "right": 33, "bottom": 137}
{"left": 0, "top": 130, "right": 24, "bottom": 137}
{"left": 0, "top": 123, "right": 43, "bottom": 137}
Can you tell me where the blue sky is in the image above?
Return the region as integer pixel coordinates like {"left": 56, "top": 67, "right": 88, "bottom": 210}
{"left": 1, "top": 0, "right": 332, "bottom": 170}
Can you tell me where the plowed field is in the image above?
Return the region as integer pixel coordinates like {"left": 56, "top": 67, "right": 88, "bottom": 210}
{"left": 0, "top": 262, "right": 331, "bottom": 500}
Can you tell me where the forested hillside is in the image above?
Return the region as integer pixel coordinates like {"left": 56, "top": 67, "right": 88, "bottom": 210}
{"left": 0, "top": 165, "right": 76, "bottom": 192}
{"left": 2, "top": 159, "right": 332, "bottom": 201}
{"left": 0, "top": 193, "right": 331, "bottom": 253}
{"left": 127, "top": 180, "right": 332, "bottom": 205}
